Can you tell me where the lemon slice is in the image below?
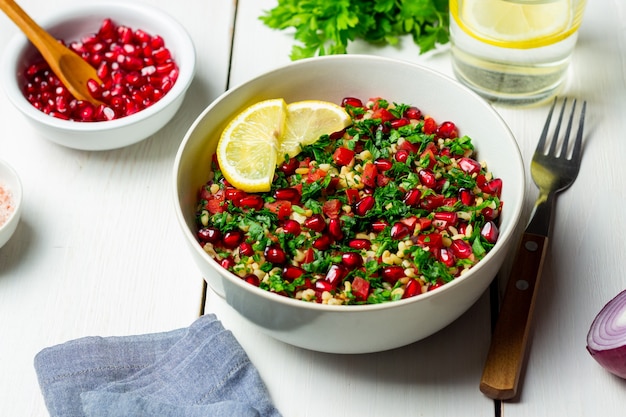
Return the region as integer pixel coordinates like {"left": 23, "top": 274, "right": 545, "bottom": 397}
{"left": 216, "top": 99, "right": 287, "bottom": 192}
{"left": 278, "top": 100, "right": 351, "bottom": 163}
{"left": 454, "top": 0, "right": 574, "bottom": 48}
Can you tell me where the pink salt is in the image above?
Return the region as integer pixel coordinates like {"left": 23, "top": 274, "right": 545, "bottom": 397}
{"left": 0, "top": 184, "right": 14, "bottom": 228}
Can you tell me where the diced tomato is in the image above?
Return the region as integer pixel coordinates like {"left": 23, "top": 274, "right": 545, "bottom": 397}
{"left": 307, "top": 167, "right": 327, "bottom": 183}
{"left": 420, "top": 142, "right": 437, "bottom": 169}
{"left": 416, "top": 217, "right": 432, "bottom": 231}
{"left": 205, "top": 197, "right": 226, "bottom": 214}
{"left": 398, "top": 140, "right": 420, "bottom": 154}
{"left": 423, "top": 117, "right": 437, "bottom": 134}
{"left": 371, "top": 107, "right": 395, "bottom": 123}
{"left": 322, "top": 199, "right": 342, "bottom": 219}
{"left": 376, "top": 174, "right": 391, "bottom": 187}
{"left": 351, "top": 276, "right": 370, "bottom": 302}
{"left": 332, "top": 147, "right": 355, "bottom": 166}
{"left": 400, "top": 215, "right": 418, "bottom": 232}
{"left": 302, "top": 248, "right": 315, "bottom": 264}
{"left": 345, "top": 188, "right": 360, "bottom": 204}
{"left": 415, "top": 233, "right": 443, "bottom": 251}
{"left": 361, "top": 162, "right": 378, "bottom": 188}
{"left": 264, "top": 200, "right": 292, "bottom": 219}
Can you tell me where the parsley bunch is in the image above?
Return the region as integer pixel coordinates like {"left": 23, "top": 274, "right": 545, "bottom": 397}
{"left": 259, "top": 0, "right": 449, "bottom": 60}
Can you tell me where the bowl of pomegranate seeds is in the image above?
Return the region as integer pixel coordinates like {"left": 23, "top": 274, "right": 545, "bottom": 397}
{"left": 0, "top": 2, "right": 195, "bottom": 150}
{"left": 174, "top": 55, "right": 525, "bottom": 353}
{"left": 0, "top": 159, "right": 22, "bottom": 250}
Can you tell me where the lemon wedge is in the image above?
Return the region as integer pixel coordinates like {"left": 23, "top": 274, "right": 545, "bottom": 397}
{"left": 454, "top": 0, "right": 574, "bottom": 48}
{"left": 216, "top": 98, "right": 287, "bottom": 192}
{"left": 278, "top": 100, "right": 352, "bottom": 163}
{"left": 217, "top": 99, "right": 351, "bottom": 193}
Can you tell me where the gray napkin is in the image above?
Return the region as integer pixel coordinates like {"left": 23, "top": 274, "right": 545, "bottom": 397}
{"left": 34, "top": 314, "right": 282, "bottom": 417}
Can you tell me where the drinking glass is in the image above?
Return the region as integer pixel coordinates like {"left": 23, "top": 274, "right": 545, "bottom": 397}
{"left": 449, "top": 0, "right": 588, "bottom": 105}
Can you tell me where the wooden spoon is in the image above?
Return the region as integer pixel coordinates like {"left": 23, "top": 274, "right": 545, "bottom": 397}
{"left": 0, "top": 0, "right": 104, "bottom": 105}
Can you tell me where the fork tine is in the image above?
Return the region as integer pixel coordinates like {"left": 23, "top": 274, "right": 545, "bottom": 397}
{"left": 559, "top": 99, "right": 577, "bottom": 158}
{"left": 536, "top": 97, "right": 557, "bottom": 153}
{"left": 548, "top": 98, "right": 568, "bottom": 156}
{"left": 571, "top": 101, "right": 587, "bottom": 162}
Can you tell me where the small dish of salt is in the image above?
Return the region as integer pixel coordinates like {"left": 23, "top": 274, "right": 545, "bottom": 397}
{"left": 0, "top": 159, "right": 22, "bottom": 249}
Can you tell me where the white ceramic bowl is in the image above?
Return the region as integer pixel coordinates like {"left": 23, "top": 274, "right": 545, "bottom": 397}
{"left": 0, "top": 159, "right": 22, "bottom": 249}
{"left": 0, "top": 1, "right": 196, "bottom": 151}
{"left": 174, "top": 55, "right": 525, "bottom": 353}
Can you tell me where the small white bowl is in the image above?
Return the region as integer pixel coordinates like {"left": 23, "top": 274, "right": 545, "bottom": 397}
{"left": 174, "top": 55, "right": 525, "bottom": 353}
{"left": 0, "top": 1, "right": 196, "bottom": 151}
{"left": 0, "top": 159, "right": 22, "bottom": 249}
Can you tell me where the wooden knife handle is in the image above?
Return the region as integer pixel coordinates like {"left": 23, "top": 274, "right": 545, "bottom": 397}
{"left": 480, "top": 232, "right": 549, "bottom": 400}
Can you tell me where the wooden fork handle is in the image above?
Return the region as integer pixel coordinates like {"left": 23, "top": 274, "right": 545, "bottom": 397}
{"left": 480, "top": 232, "right": 549, "bottom": 400}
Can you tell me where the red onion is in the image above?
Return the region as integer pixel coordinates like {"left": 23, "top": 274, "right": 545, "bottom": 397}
{"left": 586, "top": 289, "right": 626, "bottom": 379}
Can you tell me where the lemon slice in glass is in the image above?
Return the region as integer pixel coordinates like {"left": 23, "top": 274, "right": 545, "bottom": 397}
{"left": 456, "top": 0, "right": 573, "bottom": 48}
{"left": 216, "top": 98, "right": 287, "bottom": 192}
{"left": 278, "top": 100, "right": 351, "bottom": 163}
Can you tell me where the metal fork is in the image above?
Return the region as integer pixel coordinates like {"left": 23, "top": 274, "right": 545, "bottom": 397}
{"left": 480, "top": 98, "right": 587, "bottom": 400}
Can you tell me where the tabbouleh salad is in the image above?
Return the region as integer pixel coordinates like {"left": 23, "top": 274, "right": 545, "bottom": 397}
{"left": 195, "top": 96, "right": 503, "bottom": 305}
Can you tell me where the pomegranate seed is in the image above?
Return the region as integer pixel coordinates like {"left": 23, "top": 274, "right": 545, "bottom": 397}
{"left": 239, "top": 242, "right": 254, "bottom": 257}
{"left": 264, "top": 245, "right": 287, "bottom": 264}
{"left": 197, "top": 227, "right": 221, "bottom": 243}
{"left": 436, "top": 121, "right": 457, "bottom": 138}
{"left": 437, "top": 247, "right": 456, "bottom": 267}
{"left": 381, "top": 266, "right": 405, "bottom": 283}
{"left": 433, "top": 212, "right": 458, "bottom": 229}
{"left": 482, "top": 207, "right": 499, "bottom": 221}
{"left": 341, "top": 97, "right": 363, "bottom": 108}
{"left": 374, "top": 158, "right": 393, "bottom": 171}
{"left": 222, "top": 231, "right": 243, "bottom": 249}
{"left": 282, "top": 265, "right": 305, "bottom": 281}
{"left": 324, "top": 264, "right": 347, "bottom": 289}
{"left": 236, "top": 195, "right": 264, "bottom": 210}
{"left": 395, "top": 149, "right": 410, "bottom": 163}
{"left": 450, "top": 239, "right": 473, "bottom": 259}
{"left": 315, "top": 279, "right": 334, "bottom": 293}
{"left": 225, "top": 188, "right": 245, "bottom": 201}
{"left": 348, "top": 238, "right": 371, "bottom": 250}
{"left": 354, "top": 195, "right": 375, "bottom": 216}
{"left": 390, "top": 118, "right": 410, "bottom": 129}
{"left": 313, "top": 235, "right": 333, "bottom": 250}
{"left": 274, "top": 187, "right": 301, "bottom": 203}
{"left": 404, "top": 106, "right": 421, "bottom": 120}
{"left": 21, "top": 19, "right": 179, "bottom": 122}
{"left": 481, "top": 221, "right": 500, "bottom": 243}
{"left": 328, "top": 218, "right": 344, "bottom": 240}
{"left": 403, "top": 189, "right": 421, "bottom": 207}
{"left": 418, "top": 169, "right": 437, "bottom": 188}
{"left": 282, "top": 219, "right": 301, "bottom": 235}
{"left": 459, "top": 188, "right": 475, "bottom": 206}
{"left": 244, "top": 274, "right": 260, "bottom": 286}
{"left": 371, "top": 220, "right": 388, "bottom": 233}
{"left": 458, "top": 157, "right": 482, "bottom": 175}
{"left": 428, "top": 279, "right": 445, "bottom": 292}
{"left": 402, "top": 278, "right": 422, "bottom": 299}
{"left": 390, "top": 222, "right": 410, "bottom": 240}
{"left": 341, "top": 252, "right": 363, "bottom": 268}
{"left": 304, "top": 214, "right": 326, "bottom": 232}
{"left": 220, "top": 257, "right": 235, "bottom": 270}
{"left": 480, "top": 178, "right": 503, "bottom": 197}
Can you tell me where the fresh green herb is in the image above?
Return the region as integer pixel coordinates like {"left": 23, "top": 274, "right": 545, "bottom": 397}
{"left": 260, "top": 0, "right": 450, "bottom": 60}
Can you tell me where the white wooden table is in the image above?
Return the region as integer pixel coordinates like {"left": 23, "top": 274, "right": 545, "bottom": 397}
{"left": 1, "top": 1, "right": 624, "bottom": 416}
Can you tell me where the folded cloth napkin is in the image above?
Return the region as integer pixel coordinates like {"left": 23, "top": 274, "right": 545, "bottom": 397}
{"left": 34, "top": 314, "right": 282, "bottom": 417}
